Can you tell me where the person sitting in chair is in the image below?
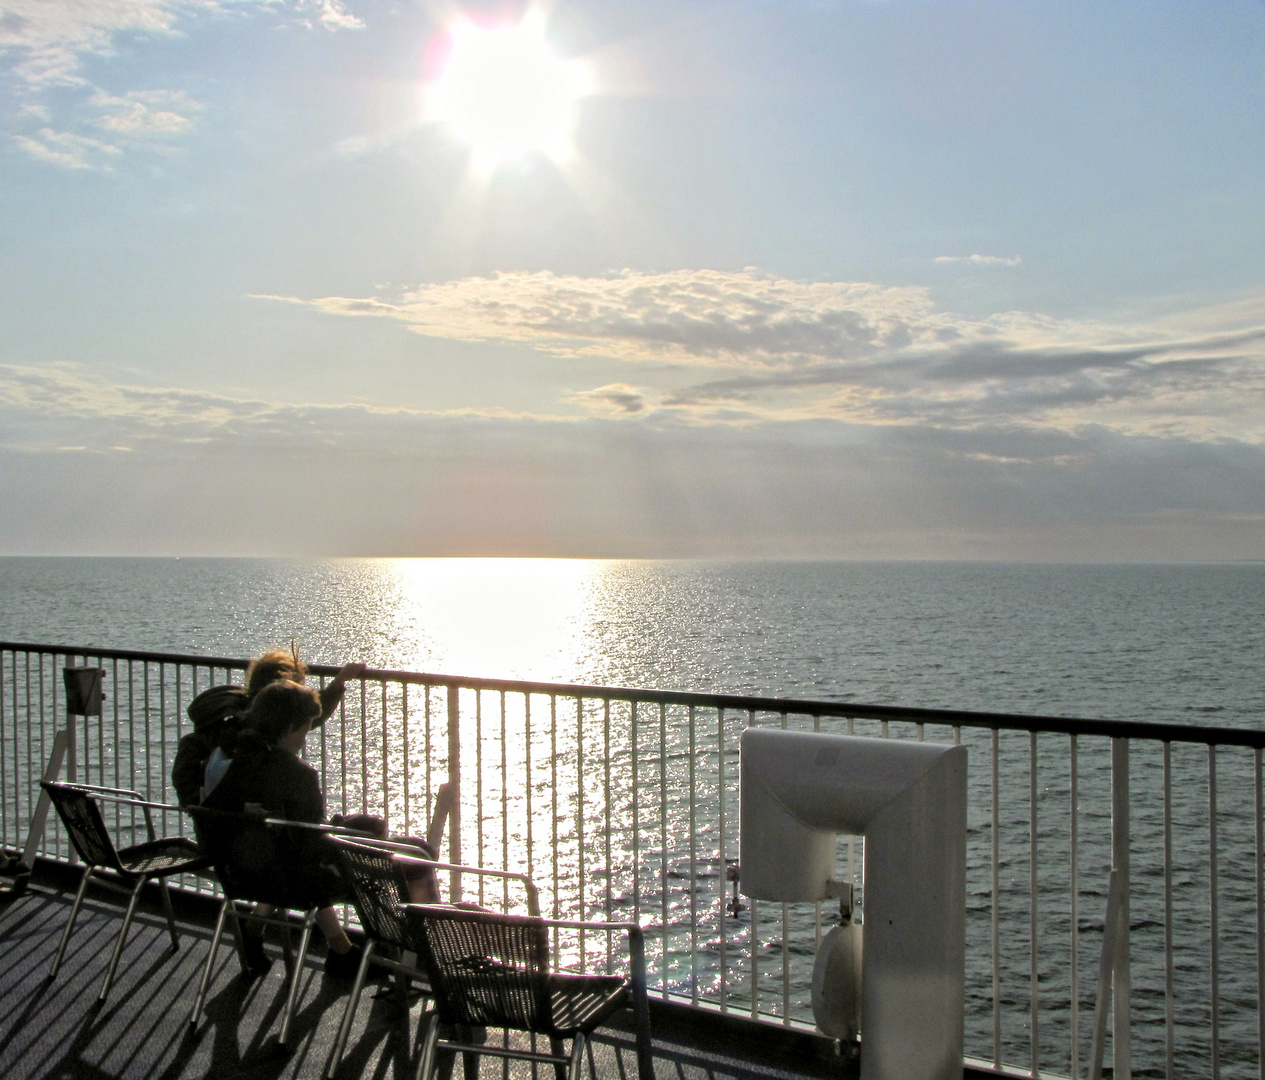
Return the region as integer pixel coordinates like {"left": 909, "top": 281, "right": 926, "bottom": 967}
{"left": 200, "top": 680, "right": 367, "bottom": 977}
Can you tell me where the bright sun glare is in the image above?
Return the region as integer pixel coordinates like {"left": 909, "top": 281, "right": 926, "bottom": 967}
{"left": 429, "top": 18, "right": 590, "bottom": 165}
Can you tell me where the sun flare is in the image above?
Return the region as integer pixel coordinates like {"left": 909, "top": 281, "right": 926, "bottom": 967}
{"left": 428, "top": 18, "right": 590, "bottom": 165}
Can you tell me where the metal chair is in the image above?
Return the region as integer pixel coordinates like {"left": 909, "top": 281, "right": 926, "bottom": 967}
{"left": 40, "top": 781, "right": 211, "bottom": 1002}
{"left": 186, "top": 808, "right": 365, "bottom": 1047}
{"left": 324, "top": 831, "right": 541, "bottom": 1078}
{"left": 405, "top": 904, "right": 654, "bottom": 1080}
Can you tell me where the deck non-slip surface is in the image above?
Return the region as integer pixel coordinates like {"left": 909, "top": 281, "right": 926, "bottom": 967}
{"left": 0, "top": 875, "right": 843, "bottom": 1080}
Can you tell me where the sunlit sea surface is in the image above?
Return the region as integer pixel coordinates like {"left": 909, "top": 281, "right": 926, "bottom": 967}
{"left": 1, "top": 557, "right": 1262, "bottom": 726}
{"left": 2, "top": 558, "right": 1264, "bottom": 1076}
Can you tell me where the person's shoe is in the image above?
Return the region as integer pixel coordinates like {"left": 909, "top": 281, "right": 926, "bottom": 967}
{"left": 324, "top": 943, "right": 365, "bottom": 980}
{"left": 241, "top": 930, "right": 271, "bottom": 976}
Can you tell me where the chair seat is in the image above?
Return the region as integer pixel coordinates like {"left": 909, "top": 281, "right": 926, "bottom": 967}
{"left": 117, "top": 837, "right": 210, "bottom": 877}
{"left": 547, "top": 973, "right": 629, "bottom": 1035}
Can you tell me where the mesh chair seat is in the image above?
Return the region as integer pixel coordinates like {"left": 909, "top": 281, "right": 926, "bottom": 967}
{"left": 116, "top": 836, "right": 206, "bottom": 877}
{"left": 546, "top": 973, "right": 629, "bottom": 1035}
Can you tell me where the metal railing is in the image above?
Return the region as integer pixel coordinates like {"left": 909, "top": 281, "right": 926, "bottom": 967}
{"left": 1, "top": 641, "right": 1262, "bottom": 1080}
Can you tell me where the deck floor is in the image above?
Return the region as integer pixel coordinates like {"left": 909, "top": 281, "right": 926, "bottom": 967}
{"left": 0, "top": 871, "right": 845, "bottom": 1080}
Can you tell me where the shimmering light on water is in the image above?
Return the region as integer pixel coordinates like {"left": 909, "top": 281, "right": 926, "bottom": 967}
{"left": 385, "top": 558, "right": 603, "bottom": 681}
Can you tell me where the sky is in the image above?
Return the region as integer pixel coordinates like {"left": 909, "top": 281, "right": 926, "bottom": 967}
{"left": 1, "top": 0, "right": 1264, "bottom": 560}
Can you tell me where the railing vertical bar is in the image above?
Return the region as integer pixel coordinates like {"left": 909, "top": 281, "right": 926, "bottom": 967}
{"left": 781, "top": 711, "right": 790, "bottom": 1024}
{"left": 108, "top": 657, "right": 118, "bottom": 827}
{"left": 749, "top": 708, "right": 758, "bottom": 1020}
{"left": 1111, "top": 737, "right": 1132, "bottom": 1080}
{"left": 381, "top": 679, "right": 389, "bottom": 822}
{"left": 446, "top": 684, "right": 461, "bottom": 901}
{"left": 359, "top": 679, "right": 369, "bottom": 815}
{"left": 688, "top": 704, "right": 698, "bottom": 1005}
{"left": 659, "top": 701, "right": 668, "bottom": 1001}
{"left": 993, "top": 726, "right": 1002, "bottom": 1068}
{"left": 550, "top": 694, "right": 560, "bottom": 951}
{"left": 1209, "top": 744, "right": 1220, "bottom": 1080}
{"left": 500, "top": 691, "right": 509, "bottom": 911}
{"left": 1031, "top": 729, "right": 1040, "bottom": 1079}
{"left": 159, "top": 664, "right": 168, "bottom": 833}
{"left": 1071, "top": 733, "right": 1080, "bottom": 1080}
{"left": 142, "top": 660, "right": 151, "bottom": 804}
{"left": 475, "top": 690, "right": 484, "bottom": 904}
{"left": 398, "top": 684, "right": 409, "bottom": 837}
{"left": 1255, "top": 745, "right": 1264, "bottom": 1080}
{"left": 603, "top": 697, "right": 613, "bottom": 975}
{"left": 631, "top": 700, "right": 640, "bottom": 929}
{"left": 576, "top": 696, "right": 586, "bottom": 967}
{"left": 0, "top": 650, "right": 9, "bottom": 849}
{"left": 1163, "top": 741, "right": 1174, "bottom": 1080}
{"left": 525, "top": 692, "right": 533, "bottom": 885}
{"left": 718, "top": 705, "right": 728, "bottom": 1012}
{"left": 814, "top": 714, "right": 822, "bottom": 954}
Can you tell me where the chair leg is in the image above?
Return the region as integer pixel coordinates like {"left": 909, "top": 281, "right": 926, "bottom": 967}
{"left": 551, "top": 1037, "right": 569, "bottom": 1080}
{"left": 277, "top": 909, "right": 316, "bottom": 1048}
{"left": 415, "top": 1012, "right": 440, "bottom": 1080}
{"left": 567, "top": 1033, "right": 587, "bottom": 1080}
{"left": 158, "top": 876, "right": 180, "bottom": 952}
{"left": 98, "top": 875, "right": 145, "bottom": 1001}
{"left": 49, "top": 867, "right": 95, "bottom": 980}
{"left": 189, "top": 899, "right": 231, "bottom": 1029}
{"left": 325, "top": 939, "right": 376, "bottom": 1078}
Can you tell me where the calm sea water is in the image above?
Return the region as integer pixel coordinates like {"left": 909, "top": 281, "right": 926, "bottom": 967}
{"left": 2, "top": 558, "right": 1263, "bottom": 1076}
{"left": 1, "top": 557, "right": 1262, "bottom": 726}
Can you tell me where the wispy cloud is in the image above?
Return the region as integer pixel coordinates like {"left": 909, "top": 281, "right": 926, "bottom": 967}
{"left": 934, "top": 254, "right": 1023, "bottom": 266}
{"left": 12, "top": 126, "right": 121, "bottom": 168}
{"left": 267, "top": 269, "right": 1265, "bottom": 442}
{"left": 3, "top": 0, "right": 358, "bottom": 166}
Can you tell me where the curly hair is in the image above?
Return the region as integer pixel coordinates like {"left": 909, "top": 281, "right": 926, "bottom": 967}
{"left": 244, "top": 649, "right": 307, "bottom": 699}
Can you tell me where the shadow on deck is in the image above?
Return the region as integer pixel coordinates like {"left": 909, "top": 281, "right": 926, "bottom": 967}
{"left": 0, "top": 863, "right": 852, "bottom": 1080}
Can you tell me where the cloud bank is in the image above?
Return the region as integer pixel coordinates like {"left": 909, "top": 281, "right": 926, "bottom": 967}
{"left": 273, "top": 269, "right": 1265, "bottom": 442}
{"left": 2, "top": 362, "right": 1262, "bottom": 560}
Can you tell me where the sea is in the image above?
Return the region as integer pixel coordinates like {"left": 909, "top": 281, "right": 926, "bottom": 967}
{"left": 2, "top": 557, "right": 1263, "bottom": 1077}
{"left": 1, "top": 557, "right": 1262, "bottom": 727}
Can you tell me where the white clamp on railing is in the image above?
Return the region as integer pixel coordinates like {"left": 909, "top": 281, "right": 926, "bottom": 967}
{"left": 740, "top": 727, "right": 968, "bottom": 1080}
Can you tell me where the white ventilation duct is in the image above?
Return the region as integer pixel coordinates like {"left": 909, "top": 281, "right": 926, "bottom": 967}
{"left": 740, "top": 728, "right": 967, "bottom": 1080}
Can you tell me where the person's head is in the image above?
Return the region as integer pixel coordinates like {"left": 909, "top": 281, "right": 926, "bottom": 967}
{"left": 245, "top": 649, "right": 307, "bottom": 699}
{"left": 247, "top": 680, "right": 321, "bottom": 753}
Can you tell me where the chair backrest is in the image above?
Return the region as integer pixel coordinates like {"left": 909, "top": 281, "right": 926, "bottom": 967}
{"left": 405, "top": 904, "right": 551, "bottom": 1030}
{"left": 41, "top": 782, "right": 123, "bottom": 873}
{"left": 184, "top": 805, "right": 327, "bottom": 909}
{"left": 331, "top": 837, "right": 414, "bottom": 951}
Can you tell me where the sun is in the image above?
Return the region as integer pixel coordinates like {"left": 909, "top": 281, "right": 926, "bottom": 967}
{"left": 428, "top": 17, "right": 591, "bottom": 166}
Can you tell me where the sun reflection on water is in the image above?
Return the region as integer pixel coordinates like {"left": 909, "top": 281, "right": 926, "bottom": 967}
{"left": 384, "top": 558, "right": 604, "bottom": 681}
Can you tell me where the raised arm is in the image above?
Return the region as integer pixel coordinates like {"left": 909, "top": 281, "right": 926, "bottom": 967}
{"left": 317, "top": 662, "right": 367, "bottom": 721}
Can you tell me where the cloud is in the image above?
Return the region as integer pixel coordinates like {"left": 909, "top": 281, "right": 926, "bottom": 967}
{"left": 3, "top": 0, "right": 358, "bottom": 165}
{"left": 568, "top": 383, "right": 647, "bottom": 416}
{"left": 12, "top": 126, "right": 121, "bottom": 168}
{"left": 934, "top": 254, "right": 1023, "bottom": 266}
{"left": 93, "top": 89, "right": 198, "bottom": 135}
{"left": 269, "top": 268, "right": 1265, "bottom": 443}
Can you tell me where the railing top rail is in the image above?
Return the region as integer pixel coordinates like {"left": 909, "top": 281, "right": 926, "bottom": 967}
{"left": 3, "top": 640, "right": 1261, "bottom": 749}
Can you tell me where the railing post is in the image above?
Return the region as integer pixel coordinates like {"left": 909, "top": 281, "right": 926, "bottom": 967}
{"left": 1111, "top": 737, "right": 1132, "bottom": 1080}
{"left": 447, "top": 683, "right": 461, "bottom": 901}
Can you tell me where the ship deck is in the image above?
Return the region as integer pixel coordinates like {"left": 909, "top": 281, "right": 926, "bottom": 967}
{"left": 0, "top": 862, "right": 859, "bottom": 1080}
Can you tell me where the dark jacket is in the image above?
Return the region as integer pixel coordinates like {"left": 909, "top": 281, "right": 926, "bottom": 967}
{"left": 198, "top": 735, "right": 340, "bottom": 907}
{"left": 171, "top": 685, "right": 249, "bottom": 806}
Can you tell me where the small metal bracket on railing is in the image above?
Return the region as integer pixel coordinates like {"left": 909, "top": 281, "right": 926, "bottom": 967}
{"left": 726, "top": 861, "right": 744, "bottom": 917}
{"left": 825, "top": 879, "right": 854, "bottom": 923}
